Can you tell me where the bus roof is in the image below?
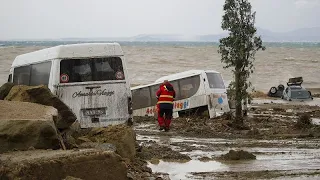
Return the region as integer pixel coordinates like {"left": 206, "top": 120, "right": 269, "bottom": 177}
{"left": 131, "top": 69, "right": 221, "bottom": 90}
{"left": 131, "top": 81, "right": 161, "bottom": 90}
{"left": 155, "top": 69, "right": 220, "bottom": 83}
{"left": 12, "top": 43, "right": 124, "bottom": 67}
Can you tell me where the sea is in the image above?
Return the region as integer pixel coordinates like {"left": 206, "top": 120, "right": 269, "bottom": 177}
{"left": 1, "top": 41, "right": 320, "bottom": 92}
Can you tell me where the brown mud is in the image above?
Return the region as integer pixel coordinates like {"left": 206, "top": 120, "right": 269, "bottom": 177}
{"left": 134, "top": 100, "right": 320, "bottom": 179}
{"left": 135, "top": 103, "right": 320, "bottom": 140}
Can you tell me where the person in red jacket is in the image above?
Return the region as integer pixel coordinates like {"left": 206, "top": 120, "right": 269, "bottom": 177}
{"left": 156, "top": 80, "right": 176, "bottom": 132}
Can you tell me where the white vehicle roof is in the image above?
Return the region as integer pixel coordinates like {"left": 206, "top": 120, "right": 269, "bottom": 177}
{"left": 155, "top": 69, "right": 220, "bottom": 83}
{"left": 131, "top": 81, "right": 161, "bottom": 90}
{"left": 12, "top": 43, "right": 123, "bottom": 67}
{"left": 131, "top": 69, "right": 221, "bottom": 90}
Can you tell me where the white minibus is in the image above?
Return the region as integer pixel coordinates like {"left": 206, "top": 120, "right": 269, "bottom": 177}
{"left": 8, "top": 43, "right": 133, "bottom": 128}
{"left": 131, "top": 70, "right": 230, "bottom": 118}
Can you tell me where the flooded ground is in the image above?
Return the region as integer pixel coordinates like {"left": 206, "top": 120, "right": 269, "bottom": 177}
{"left": 140, "top": 132, "right": 320, "bottom": 180}
{"left": 134, "top": 98, "right": 320, "bottom": 180}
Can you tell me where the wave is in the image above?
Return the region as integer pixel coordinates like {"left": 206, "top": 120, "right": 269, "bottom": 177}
{"left": 283, "top": 57, "right": 295, "bottom": 61}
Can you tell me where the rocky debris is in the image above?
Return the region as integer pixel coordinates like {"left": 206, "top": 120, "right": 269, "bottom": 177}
{"left": 218, "top": 150, "right": 256, "bottom": 160}
{"left": 295, "top": 113, "right": 312, "bottom": 129}
{"left": 0, "top": 149, "right": 127, "bottom": 180}
{"left": 81, "top": 124, "right": 136, "bottom": 160}
{"left": 5, "top": 85, "right": 77, "bottom": 130}
{"left": 0, "top": 82, "right": 14, "bottom": 100}
{"left": 198, "top": 156, "right": 212, "bottom": 162}
{"left": 126, "top": 158, "right": 154, "bottom": 180}
{"left": 0, "top": 100, "right": 60, "bottom": 153}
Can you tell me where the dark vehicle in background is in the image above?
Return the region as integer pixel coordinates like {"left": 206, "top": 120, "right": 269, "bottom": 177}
{"left": 268, "top": 84, "right": 285, "bottom": 98}
{"left": 268, "top": 77, "right": 313, "bottom": 101}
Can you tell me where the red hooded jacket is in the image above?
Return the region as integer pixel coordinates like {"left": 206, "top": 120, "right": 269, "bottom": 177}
{"left": 156, "top": 82, "right": 176, "bottom": 109}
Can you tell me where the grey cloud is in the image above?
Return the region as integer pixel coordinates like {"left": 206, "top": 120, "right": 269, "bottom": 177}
{"left": 0, "top": 0, "right": 319, "bottom": 39}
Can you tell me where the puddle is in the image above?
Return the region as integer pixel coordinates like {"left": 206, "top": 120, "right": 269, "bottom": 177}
{"left": 286, "top": 109, "right": 293, "bottom": 113}
{"left": 252, "top": 98, "right": 320, "bottom": 107}
{"left": 137, "top": 134, "right": 320, "bottom": 148}
{"left": 149, "top": 148, "right": 320, "bottom": 180}
{"left": 148, "top": 160, "right": 228, "bottom": 180}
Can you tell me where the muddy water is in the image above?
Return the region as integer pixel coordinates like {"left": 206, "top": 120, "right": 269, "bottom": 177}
{"left": 138, "top": 134, "right": 320, "bottom": 180}
{"left": 1, "top": 45, "right": 320, "bottom": 91}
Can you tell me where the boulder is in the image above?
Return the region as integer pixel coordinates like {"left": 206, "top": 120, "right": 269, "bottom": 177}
{"left": 5, "top": 85, "right": 77, "bottom": 130}
{"left": 0, "top": 149, "right": 128, "bottom": 180}
{"left": 0, "top": 83, "right": 14, "bottom": 100}
{"left": 218, "top": 150, "right": 256, "bottom": 160}
{"left": 0, "top": 100, "right": 60, "bottom": 153}
{"left": 84, "top": 124, "right": 136, "bottom": 160}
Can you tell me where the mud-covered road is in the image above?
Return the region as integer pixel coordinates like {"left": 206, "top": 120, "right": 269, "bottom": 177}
{"left": 134, "top": 98, "right": 320, "bottom": 180}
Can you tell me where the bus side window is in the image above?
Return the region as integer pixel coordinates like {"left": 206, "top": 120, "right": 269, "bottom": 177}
{"left": 178, "top": 75, "right": 200, "bottom": 99}
{"left": 150, "top": 84, "right": 160, "bottom": 105}
{"left": 8, "top": 74, "right": 12, "bottom": 82}
{"left": 132, "top": 88, "right": 152, "bottom": 110}
{"left": 13, "top": 66, "right": 31, "bottom": 85}
{"left": 170, "top": 80, "right": 180, "bottom": 100}
{"left": 30, "top": 61, "right": 52, "bottom": 86}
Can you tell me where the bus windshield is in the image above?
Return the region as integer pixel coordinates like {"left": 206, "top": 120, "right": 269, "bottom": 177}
{"left": 60, "top": 57, "right": 125, "bottom": 83}
{"left": 206, "top": 73, "right": 225, "bottom": 89}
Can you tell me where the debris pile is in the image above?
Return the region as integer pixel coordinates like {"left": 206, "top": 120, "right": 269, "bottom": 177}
{"left": 0, "top": 100, "right": 60, "bottom": 153}
{"left": 4, "top": 85, "right": 77, "bottom": 130}
{"left": 295, "top": 113, "right": 312, "bottom": 129}
{"left": 0, "top": 83, "right": 158, "bottom": 180}
{"left": 0, "top": 149, "right": 128, "bottom": 180}
{"left": 218, "top": 150, "right": 256, "bottom": 160}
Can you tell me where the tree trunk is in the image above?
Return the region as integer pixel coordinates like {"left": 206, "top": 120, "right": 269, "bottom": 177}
{"left": 234, "top": 68, "right": 243, "bottom": 124}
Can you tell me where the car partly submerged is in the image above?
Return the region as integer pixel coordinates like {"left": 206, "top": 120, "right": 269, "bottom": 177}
{"left": 268, "top": 77, "right": 313, "bottom": 101}
{"left": 282, "top": 77, "right": 313, "bottom": 101}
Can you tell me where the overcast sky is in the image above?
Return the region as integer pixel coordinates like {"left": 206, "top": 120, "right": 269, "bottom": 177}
{"left": 0, "top": 0, "right": 320, "bottom": 39}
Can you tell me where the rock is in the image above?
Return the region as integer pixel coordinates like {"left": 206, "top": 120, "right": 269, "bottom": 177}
{"left": 0, "top": 149, "right": 128, "bottom": 180}
{"left": 96, "top": 143, "right": 117, "bottom": 152}
{"left": 218, "top": 150, "right": 256, "bottom": 160}
{"left": 150, "top": 158, "right": 160, "bottom": 164}
{"left": 4, "top": 85, "right": 34, "bottom": 102}
{"left": 0, "top": 83, "right": 14, "bottom": 100}
{"left": 87, "top": 124, "right": 136, "bottom": 160}
{"left": 198, "top": 156, "right": 211, "bottom": 162}
{"left": 62, "top": 131, "right": 78, "bottom": 149}
{"left": 0, "top": 100, "right": 60, "bottom": 153}
{"left": 5, "top": 85, "right": 77, "bottom": 130}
